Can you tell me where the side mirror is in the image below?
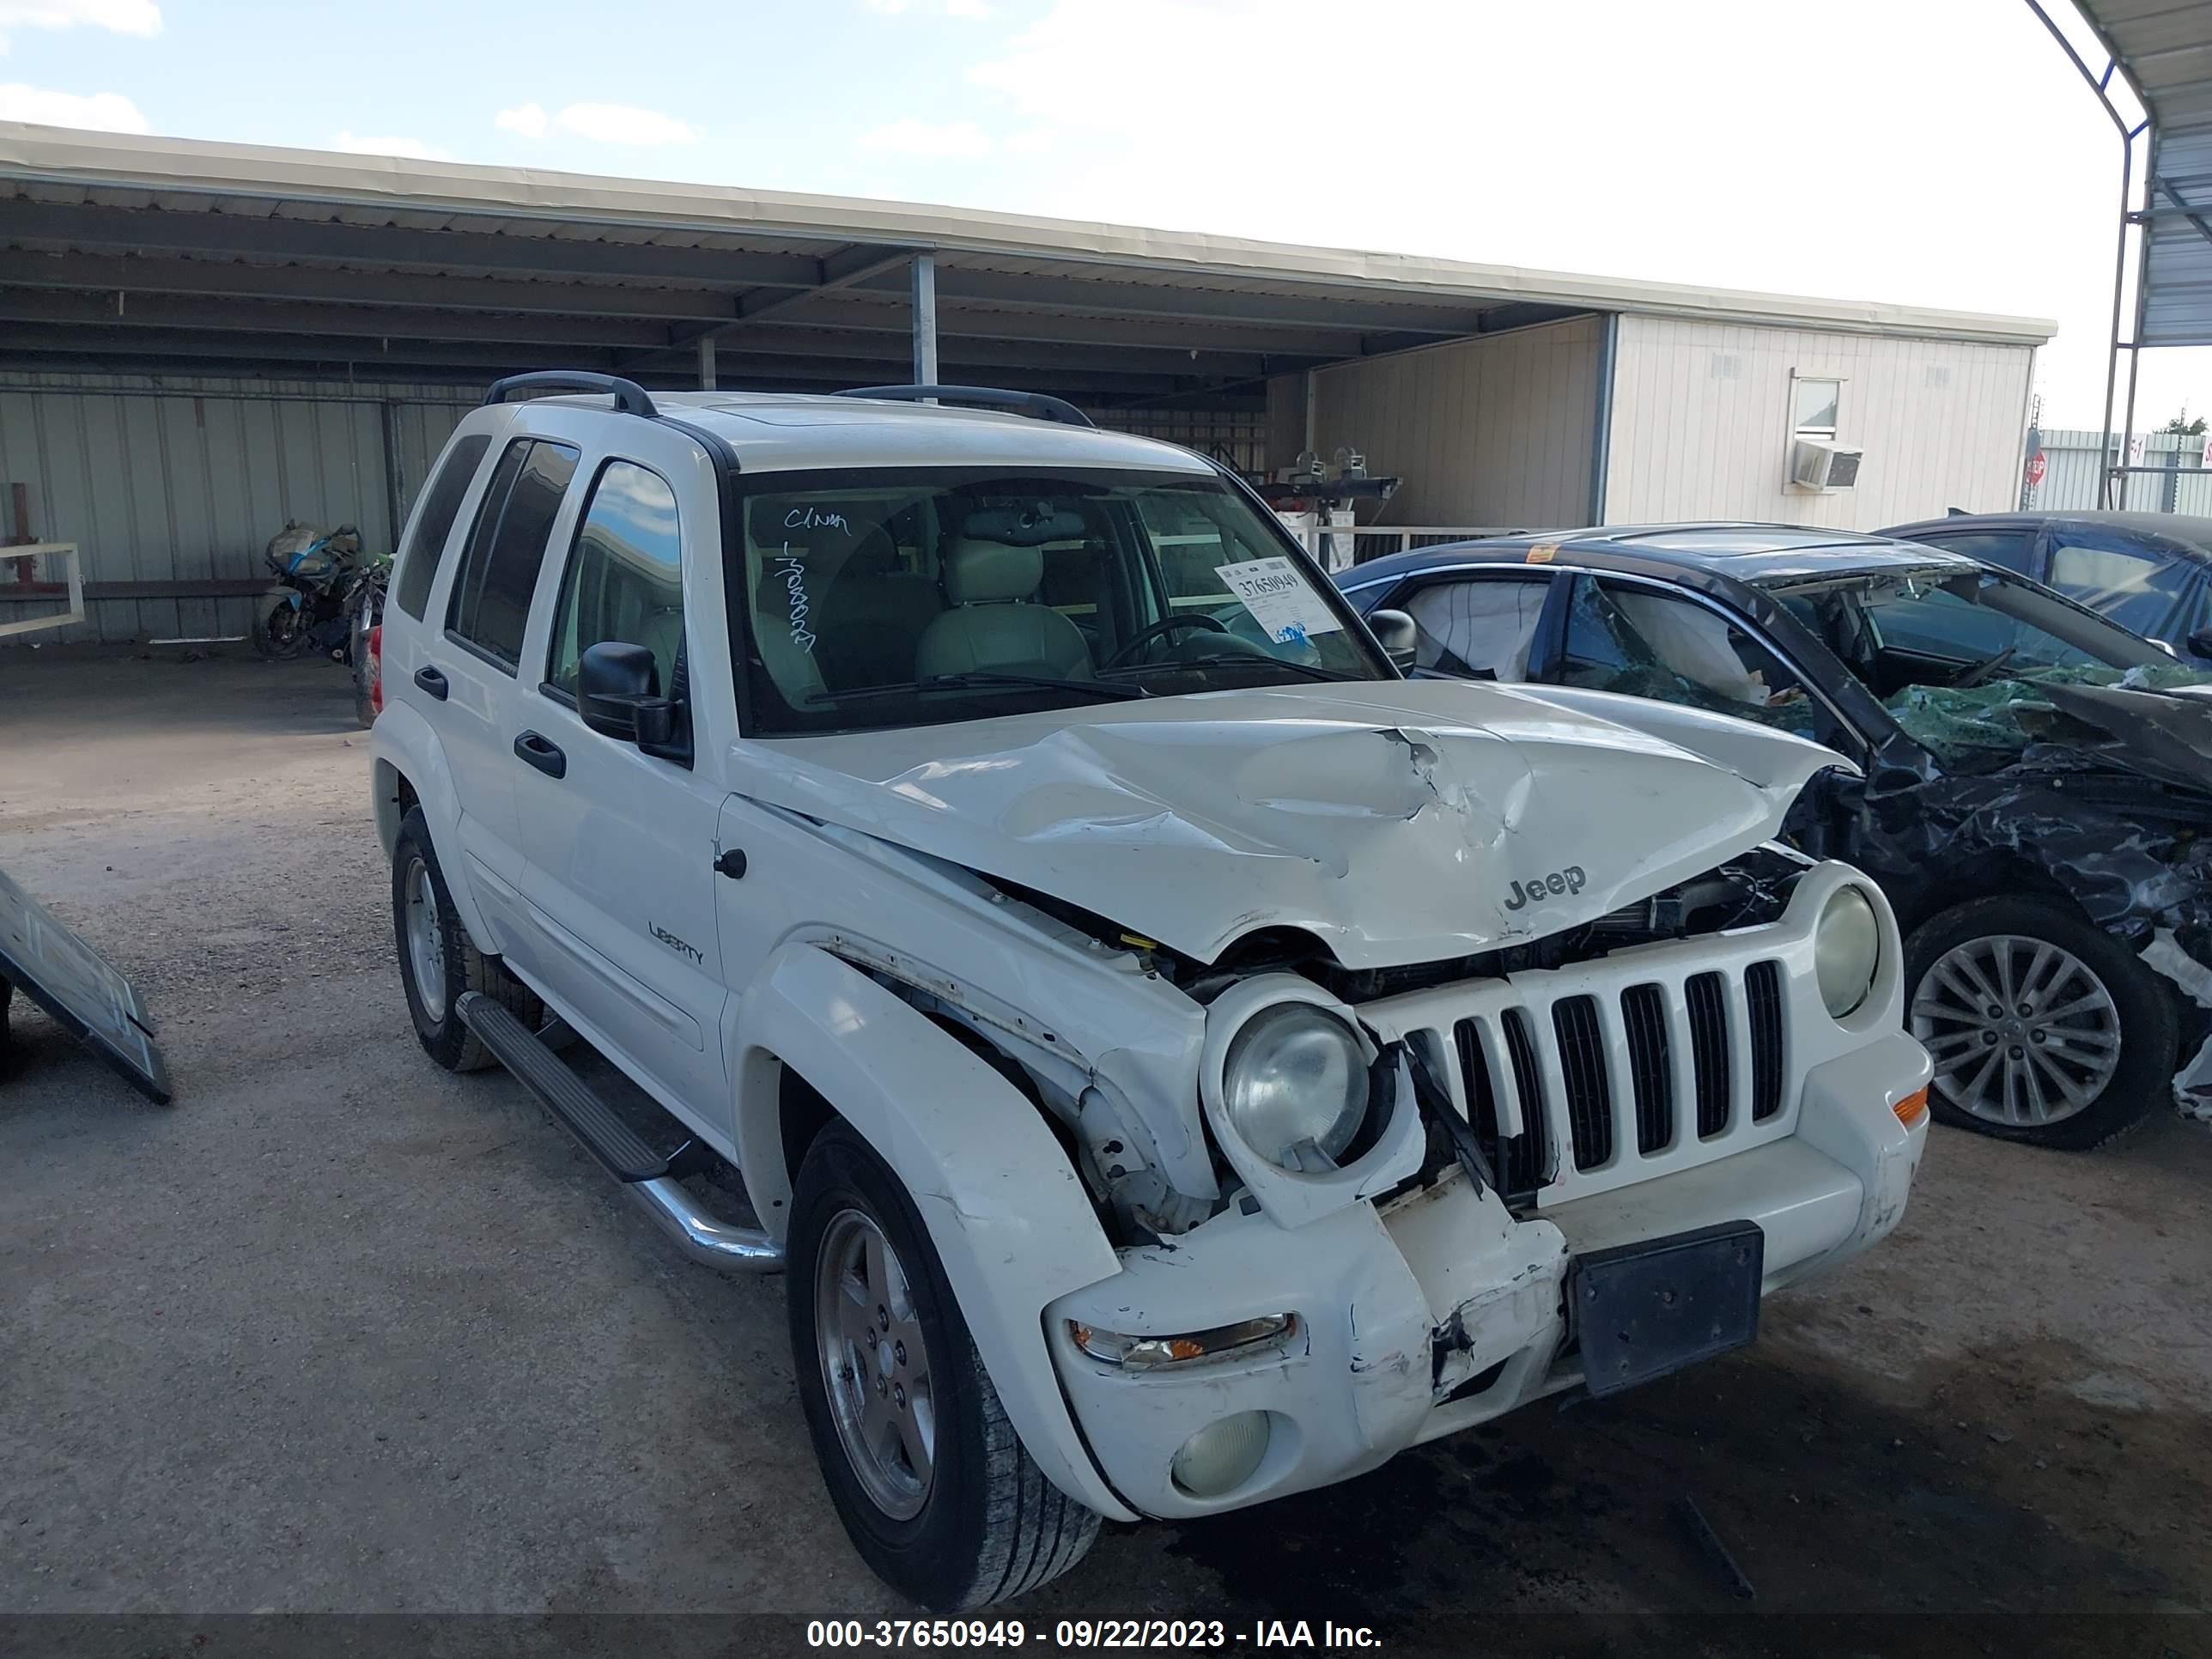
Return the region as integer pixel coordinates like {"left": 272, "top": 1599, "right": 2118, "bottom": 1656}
{"left": 578, "top": 641, "right": 675, "bottom": 745}
{"left": 2187, "top": 626, "right": 2212, "bottom": 659}
{"left": 1366, "top": 608, "right": 1419, "bottom": 672}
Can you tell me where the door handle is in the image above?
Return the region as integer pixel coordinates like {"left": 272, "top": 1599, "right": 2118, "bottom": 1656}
{"left": 414, "top": 665, "right": 449, "bottom": 701}
{"left": 513, "top": 731, "right": 567, "bottom": 779}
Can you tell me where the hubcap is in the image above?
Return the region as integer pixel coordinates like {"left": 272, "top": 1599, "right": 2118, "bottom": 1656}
{"left": 403, "top": 857, "right": 447, "bottom": 1019}
{"left": 815, "top": 1208, "right": 934, "bottom": 1520}
{"left": 1911, "top": 933, "right": 2121, "bottom": 1127}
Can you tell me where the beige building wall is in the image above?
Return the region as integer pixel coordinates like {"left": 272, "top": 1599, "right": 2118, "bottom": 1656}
{"left": 1284, "top": 314, "right": 1607, "bottom": 529}
{"left": 1602, "top": 315, "right": 2035, "bottom": 530}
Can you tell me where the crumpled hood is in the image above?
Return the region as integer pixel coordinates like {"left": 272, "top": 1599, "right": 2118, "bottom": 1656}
{"left": 2033, "top": 682, "right": 2212, "bottom": 798}
{"left": 728, "top": 679, "right": 1847, "bottom": 969}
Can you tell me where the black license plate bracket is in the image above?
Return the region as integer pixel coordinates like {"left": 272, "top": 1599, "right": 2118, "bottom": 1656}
{"left": 1572, "top": 1220, "right": 1763, "bottom": 1397}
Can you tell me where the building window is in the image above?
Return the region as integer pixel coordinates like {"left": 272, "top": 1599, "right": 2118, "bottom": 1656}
{"left": 1793, "top": 376, "right": 1841, "bottom": 442}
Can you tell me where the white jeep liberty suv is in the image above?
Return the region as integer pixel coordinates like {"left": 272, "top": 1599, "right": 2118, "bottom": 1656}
{"left": 369, "top": 373, "right": 1931, "bottom": 1609}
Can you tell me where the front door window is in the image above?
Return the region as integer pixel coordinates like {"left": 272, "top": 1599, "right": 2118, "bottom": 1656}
{"left": 1401, "top": 576, "right": 1551, "bottom": 679}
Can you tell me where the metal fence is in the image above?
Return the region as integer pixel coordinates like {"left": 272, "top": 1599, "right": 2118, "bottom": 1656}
{"left": 2031, "top": 428, "right": 2212, "bottom": 515}
{"left": 1275, "top": 523, "right": 1512, "bottom": 571}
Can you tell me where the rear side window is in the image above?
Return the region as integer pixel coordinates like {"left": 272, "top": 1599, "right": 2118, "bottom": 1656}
{"left": 546, "top": 460, "right": 684, "bottom": 698}
{"left": 446, "top": 439, "right": 580, "bottom": 670}
{"left": 391, "top": 433, "right": 491, "bottom": 620}
{"left": 2046, "top": 539, "right": 2197, "bottom": 640}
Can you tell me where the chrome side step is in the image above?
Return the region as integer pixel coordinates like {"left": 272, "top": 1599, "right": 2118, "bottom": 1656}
{"left": 454, "top": 990, "right": 783, "bottom": 1274}
{"left": 629, "top": 1176, "right": 785, "bottom": 1273}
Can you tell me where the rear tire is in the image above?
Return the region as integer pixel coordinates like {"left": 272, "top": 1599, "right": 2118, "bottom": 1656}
{"left": 391, "top": 806, "right": 541, "bottom": 1072}
{"left": 351, "top": 630, "right": 377, "bottom": 728}
{"left": 788, "top": 1120, "right": 1100, "bottom": 1609}
{"left": 348, "top": 586, "right": 383, "bottom": 727}
{"left": 1906, "top": 895, "right": 2174, "bottom": 1149}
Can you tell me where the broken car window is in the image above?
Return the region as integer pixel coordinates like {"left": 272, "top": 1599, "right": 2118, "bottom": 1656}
{"left": 1771, "top": 568, "right": 2209, "bottom": 761}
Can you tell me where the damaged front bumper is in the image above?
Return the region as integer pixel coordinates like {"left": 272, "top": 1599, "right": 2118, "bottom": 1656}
{"left": 1045, "top": 1031, "right": 1929, "bottom": 1521}
{"left": 2142, "top": 929, "right": 2212, "bottom": 1120}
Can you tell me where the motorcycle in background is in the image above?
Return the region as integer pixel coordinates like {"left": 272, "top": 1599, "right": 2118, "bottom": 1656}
{"left": 251, "top": 521, "right": 364, "bottom": 662}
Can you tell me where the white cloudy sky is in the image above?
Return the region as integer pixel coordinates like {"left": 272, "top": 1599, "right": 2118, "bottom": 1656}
{"left": 1, "top": 0, "right": 2204, "bottom": 431}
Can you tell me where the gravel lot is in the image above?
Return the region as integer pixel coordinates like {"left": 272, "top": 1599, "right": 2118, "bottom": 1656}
{"left": 3, "top": 653, "right": 2209, "bottom": 1654}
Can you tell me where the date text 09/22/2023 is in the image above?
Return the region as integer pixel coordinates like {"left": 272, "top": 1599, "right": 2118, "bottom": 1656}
{"left": 805, "top": 1618, "right": 1383, "bottom": 1649}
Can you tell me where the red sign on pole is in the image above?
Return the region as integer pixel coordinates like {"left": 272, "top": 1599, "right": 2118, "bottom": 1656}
{"left": 2025, "top": 448, "right": 2047, "bottom": 488}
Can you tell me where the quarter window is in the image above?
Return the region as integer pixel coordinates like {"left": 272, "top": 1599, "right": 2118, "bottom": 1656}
{"left": 547, "top": 460, "right": 684, "bottom": 698}
{"left": 392, "top": 433, "right": 491, "bottom": 621}
{"left": 446, "top": 439, "right": 580, "bottom": 671}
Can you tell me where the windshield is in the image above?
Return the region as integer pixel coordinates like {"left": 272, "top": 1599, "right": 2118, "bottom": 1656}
{"left": 1771, "top": 566, "right": 2210, "bottom": 759}
{"left": 731, "top": 465, "right": 1389, "bottom": 733}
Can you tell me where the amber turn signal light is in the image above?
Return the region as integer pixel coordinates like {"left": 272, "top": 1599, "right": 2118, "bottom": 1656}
{"left": 1893, "top": 1085, "right": 1929, "bottom": 1128}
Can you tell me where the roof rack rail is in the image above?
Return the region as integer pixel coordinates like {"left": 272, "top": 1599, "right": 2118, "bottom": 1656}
{"left": 834, "top": 384, "right": 1095, "bottom": 429}
{"left": 484, "top": 372, "right": 659, "bottom": 419}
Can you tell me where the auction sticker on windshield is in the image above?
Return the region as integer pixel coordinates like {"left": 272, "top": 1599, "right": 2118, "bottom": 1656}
{"left": 1213, "top": 557, "right": 1344, "bottom": 646}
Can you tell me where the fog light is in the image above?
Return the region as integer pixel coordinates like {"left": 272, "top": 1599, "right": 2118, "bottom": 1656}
{"left": 1170, "top": 1412, "right": 1271, "bottom": 1498}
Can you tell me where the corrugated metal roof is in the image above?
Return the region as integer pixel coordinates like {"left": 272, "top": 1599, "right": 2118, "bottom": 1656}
{"left": 2075, "top": 0, "right": 2212, "bottom": 124}
{"left": 2070, "top": 0, "right": 2212, "bottom": 346}
{"left": 0, "top": 121, "right": 2052, "bottom": 404}
{"left": 0, "top": 124, "right": 2052, "bottom": 337}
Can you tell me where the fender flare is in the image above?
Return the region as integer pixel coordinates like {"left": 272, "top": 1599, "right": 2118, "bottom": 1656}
{"left": 732, "top": 942, "right": 1133, "bottom": 1522}
{"left": 368, "top": 703, "right": 494, "bottom": 948}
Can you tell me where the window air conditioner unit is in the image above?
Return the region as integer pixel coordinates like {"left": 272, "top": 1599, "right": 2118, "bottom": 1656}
{"left": 1790, "top": 437, "right": 1863, "bottom": 492}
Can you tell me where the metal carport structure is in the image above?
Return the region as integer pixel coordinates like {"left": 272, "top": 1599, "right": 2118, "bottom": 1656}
{"left": 0, "top": 122, "right": 2049, "bottom": 644}
{"left": 2032, "top": 0, "right": 2212, "bottom": 503}
{"left": 0, "top": 124, "right": 2044, "bottom": 404}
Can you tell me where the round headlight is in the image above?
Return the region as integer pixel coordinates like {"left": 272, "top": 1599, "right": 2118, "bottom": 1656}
{"left": 1815, "top": 884, "right": 1881, "bottom": 1018}
{"left": 1221, "top": 1003, "right": 1369, "bottom": 1171}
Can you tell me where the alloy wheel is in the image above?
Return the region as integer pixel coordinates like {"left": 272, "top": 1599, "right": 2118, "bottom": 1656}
{"left": 1911, "top": 933, "right": 2122, "bottom": 1127}
{"left": 403, "top": 856, "right": 447, "bottom": 1019}
{"left": 815, "top": 1207, "right": 935, "bottom": 1521}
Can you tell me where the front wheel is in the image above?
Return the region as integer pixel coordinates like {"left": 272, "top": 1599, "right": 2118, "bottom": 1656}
{"left": 1906, "top": 895, "right": 2176, "bottom": 1149}
{"left": 788, "top": 1121, "right": 1099, "bottom": 1608}
{"left": 251, "top": 589, "right": 309, "bottom": 660}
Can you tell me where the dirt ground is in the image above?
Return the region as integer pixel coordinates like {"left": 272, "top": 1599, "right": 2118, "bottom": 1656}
{"left": 3, "top": 653, "right": 2209, "bottom": 1656}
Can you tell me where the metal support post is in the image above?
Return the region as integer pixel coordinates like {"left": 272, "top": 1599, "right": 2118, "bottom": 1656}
{"left": 912, "top": 253, "right": 939, "bottom": 386}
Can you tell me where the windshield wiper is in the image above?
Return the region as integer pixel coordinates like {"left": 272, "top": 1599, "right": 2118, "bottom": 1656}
{"left": 804, "top": 671, "right": 1148, "bottom": 707}
{"left": 1950, "top": 646, "right": 2017, "bottom": 690}
{"left": 1098, "top": 653, "right": 1356, "bottom": 684}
